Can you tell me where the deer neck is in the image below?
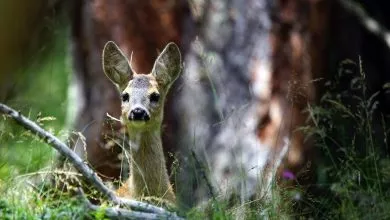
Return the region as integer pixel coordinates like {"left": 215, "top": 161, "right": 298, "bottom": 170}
{"left": 126, "top": 125, "right": 174, "bottom": 201}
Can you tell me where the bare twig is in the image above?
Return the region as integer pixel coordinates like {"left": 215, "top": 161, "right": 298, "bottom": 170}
{"left": 339, "top": 0, "right": 390, "bottom": 49}
{"left": 190, "top": 150, "right": 215, "bottom": 198}
{"left": 117, "top": 197, "right": 181, "bottom": 218}
{"left": 0, "top": 103, "right": 183, "bottom": 219}
{"left": 87, "top": 202, "right": 161, "bottom": 220}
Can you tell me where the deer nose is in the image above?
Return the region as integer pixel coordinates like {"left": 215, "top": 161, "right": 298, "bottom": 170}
{"left": 129, "top": 108, "right": 150, "bottom": 121}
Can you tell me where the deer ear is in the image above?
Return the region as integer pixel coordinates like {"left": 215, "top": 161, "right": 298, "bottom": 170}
{"left": 102, "top": 41, "right": 134, "bottom": 90}
{"left": 151, "top": 42, "right": 182, "bottom": 88}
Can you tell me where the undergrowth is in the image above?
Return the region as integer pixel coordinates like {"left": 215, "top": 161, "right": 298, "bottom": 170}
{"left": 0, "top": 182, "right": 88, "bottom": 219}
{"left": 186, "top": 182, "right": 291, "bottom": 219}
{"left": 300, "top": 58, "right": 390, "bottom": 219}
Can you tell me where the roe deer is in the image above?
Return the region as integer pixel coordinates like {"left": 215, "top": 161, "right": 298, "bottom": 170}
{"left": 102, "top": 41, "right": 182, "bottom": 203}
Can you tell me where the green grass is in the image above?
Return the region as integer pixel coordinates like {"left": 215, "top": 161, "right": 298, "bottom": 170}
{"left": 0, "top": 30, "right": 69, "bottom": 181}
{"left": 298, "top": 59, "right": 390, "bottom": 219}
{"left": 0, "top": 184, "right": 88, "bottom": 219}
{"left": 0, "top": 28, "right": 96, "bottom": 219}
{"left": 186, "top": 182, "right": 291, "bottom": 219}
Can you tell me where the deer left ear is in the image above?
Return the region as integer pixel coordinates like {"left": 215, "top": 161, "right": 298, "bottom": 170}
{"left": 102, "top": 41, "right": 135, "bottom": 91}
{"left": 151, "top": 42, "right": 182, "bottom": 88}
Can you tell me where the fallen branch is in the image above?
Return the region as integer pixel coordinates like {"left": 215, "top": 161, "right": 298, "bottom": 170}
{"left": 87, "top": 202, "right": 161, "bottom": 220}
{"left": 0, "top": 103, "right": 183, "bottom": 219}
{"left": 77, "top": 188, "right": 162, "bottom": 220}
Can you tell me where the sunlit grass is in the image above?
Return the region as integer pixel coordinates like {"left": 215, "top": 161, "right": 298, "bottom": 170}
{"left": 0, "top": 30, "right": 69, "bottom": 181}
{"left": 0, "top": 177, "right": 89, "bottom": 219}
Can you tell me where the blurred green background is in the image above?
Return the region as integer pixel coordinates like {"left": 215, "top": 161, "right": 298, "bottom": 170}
{"left": 0, "top": 1, "right": 69, "bottom": 181}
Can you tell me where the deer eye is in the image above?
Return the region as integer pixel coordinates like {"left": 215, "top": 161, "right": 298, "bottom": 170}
{"left": 150, "top": 92, "right": 160, "bottom": 103}
{"left": 122, "top": 93, "right": 129, "bottom": 102}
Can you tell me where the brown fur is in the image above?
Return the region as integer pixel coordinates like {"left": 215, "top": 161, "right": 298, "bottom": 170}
{"left": 102, "top": 41, "right": 181, "bottom": 203}
{"left": 116, "top": 129, "right": 175, "bottom": 202}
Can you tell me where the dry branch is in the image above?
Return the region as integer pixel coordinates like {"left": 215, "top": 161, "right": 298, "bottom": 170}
{"left": 87, "top": 202, "right": 161, "bottom": 220}
{"left": 0, "top": 103, "right": 183, "bottom": 219}
{"left": 77, "top": 188, "right": 163, "bottom": 220}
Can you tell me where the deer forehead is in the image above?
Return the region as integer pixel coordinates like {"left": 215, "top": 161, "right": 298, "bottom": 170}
{"left": 123, "top": 74, "right": 159, "bottom": 95}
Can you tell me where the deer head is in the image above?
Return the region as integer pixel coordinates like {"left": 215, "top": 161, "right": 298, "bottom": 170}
{"left": 102, "top": 41, "right": 182, "bottom": 130}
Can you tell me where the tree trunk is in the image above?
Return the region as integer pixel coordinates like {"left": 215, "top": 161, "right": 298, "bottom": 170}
{"left": 174, "top": 0, "right": 332, "bottom": 206}
{"left": 174, "top": 0, "right": 278, "bottom": 205}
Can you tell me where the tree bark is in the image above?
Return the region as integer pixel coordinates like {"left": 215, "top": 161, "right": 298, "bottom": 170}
{"left": 174, "top": 0, "right": 334, "bottom": 206}
{"left": 174, "top": 0, "right": 279, "bottom": 205}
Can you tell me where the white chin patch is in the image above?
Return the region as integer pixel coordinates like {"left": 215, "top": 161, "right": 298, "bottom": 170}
{"left": 129, "top": 133, "right": 141, "bottom": 151}
{"left": 130, "top": 121, "right": 147, "bottom": 127}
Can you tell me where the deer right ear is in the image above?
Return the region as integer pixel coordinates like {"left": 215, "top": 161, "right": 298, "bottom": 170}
{"left": 102, "top": 41, "right": 134, "bottom": 91}
{"left": 151, "top": 42, "right": 182, "bottom": 88}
